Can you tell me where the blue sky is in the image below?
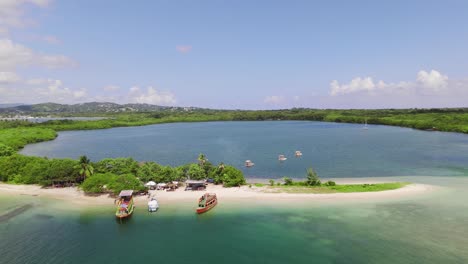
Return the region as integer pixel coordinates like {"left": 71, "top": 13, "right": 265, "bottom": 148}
{"left": 1, "top": 0, "right": 468, "bottom": 109}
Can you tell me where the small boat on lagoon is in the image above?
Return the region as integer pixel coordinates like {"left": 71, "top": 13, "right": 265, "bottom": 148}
{"left": 295, "top": 151, "right": 302, "bottom": 157}
{"left": 115, "top": 190, "right": 134, "bottom": 219}
{"left": 196, "top": 193, "right": 217, "bottom": 214}
{"left": 278, "top": 155, "right": 287, "bottom": 161}
{"left": 245, "top": 160, "right": 255, "bottom": 167}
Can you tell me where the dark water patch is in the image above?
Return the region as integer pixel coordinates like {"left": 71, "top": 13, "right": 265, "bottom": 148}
{"left": 35, "top": 214, "right": 54, "bottom": 220}
{"left": 0, "top": 203, "right": 33, "bottom": 223}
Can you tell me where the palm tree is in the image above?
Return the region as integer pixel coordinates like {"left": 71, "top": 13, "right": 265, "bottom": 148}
{"left": 198, "top": 153, "right": 207, "bottom": 165}
{"left": 75, "top": 155, "right": 94, "bottom": 181}
{"left": 217, "top": 162, "right": 225, "bottom": 172}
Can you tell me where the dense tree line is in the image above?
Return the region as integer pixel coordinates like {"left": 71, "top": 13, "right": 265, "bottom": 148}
{"left": 0, "top": 152, "right": 246, "bottom": 194}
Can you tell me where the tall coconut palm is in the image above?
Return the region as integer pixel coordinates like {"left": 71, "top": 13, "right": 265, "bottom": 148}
{"left": 75, "top": 155, "right": 94, "bottom": 182}
{"left": 217, "top": 162, "right": 225, "bottom": 172}
{"left": 198, "top": 153, "right": 207, "bottom": 165}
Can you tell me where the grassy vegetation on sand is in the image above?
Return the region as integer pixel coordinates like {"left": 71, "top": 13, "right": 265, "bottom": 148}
{"left": 259, "top": 182, "right": 409, "bottom": 194}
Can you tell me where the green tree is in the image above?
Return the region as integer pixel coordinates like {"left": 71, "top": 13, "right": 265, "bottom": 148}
{"left": 95, "top": 158, "right": 138, "bottom": 175}
{"left": 187, "top": 163, "right": 206, "bottom": 180}
{"left": 136, "top": 162, "right": 162, "bottom": 182}
{"left": 198, "top": 153, "right": 207, "bottom": 165}
{"left": 42, "top": 158, "right": 80, "bottom": 186}
{"left": 221, "top": 165, "right": 246, "bottom": 187}
{"left": 81, "top": 173, "right": 117, "bottom": 193}
{"left": 306, "top": 167, "right": 321, "bottom": 186}
{"left": 107, "top": 173, "right": 145, "bottom": 195}
{"left": 74, "top": 155, "right": 94, "bottom": 182}
{"left": 269, "top": 179, "right": 275, "bottom": 186}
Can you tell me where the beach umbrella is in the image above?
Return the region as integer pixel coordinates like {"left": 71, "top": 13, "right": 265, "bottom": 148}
{"left": 145, "top": 181, "right": 156, "bottom": 187}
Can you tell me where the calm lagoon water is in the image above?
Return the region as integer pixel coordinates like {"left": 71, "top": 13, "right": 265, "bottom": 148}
{"left": 20, "top": 121, "right": 468, "bottom": 178}
{"left": 4, "top": 121, "right": 468, "bottom": 263}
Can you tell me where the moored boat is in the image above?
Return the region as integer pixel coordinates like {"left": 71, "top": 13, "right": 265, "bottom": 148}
{"left": 245, "top": 160, "right": 255, "bottom": 167}
{"left": 295, "top": 150, "right": 302, "bottom": 157}
{"left": 196, "top": 193, "right": 217, "bottom": 214}
{"left": 278, "top": 154, "right": 287, "bottom": 161}
{"left": 115, "top": 190, "right": 134, "bottom": 219}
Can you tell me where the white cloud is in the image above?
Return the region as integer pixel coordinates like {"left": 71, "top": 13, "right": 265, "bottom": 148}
{"left": 0, "top": 38, "right": 75, "bottom": 71}
{"left": 0, "top": 71, "right": 21, "bottom": 83}
{"left": 264, "top": 95, "right": 284, "bottom": 104}
{"left": 176, "top": 45, "right": 192, "bottom": 53}
{"left": 416, "top": 70, "right": 448, "bottom": 92}
{"left": 0, "top": 78, "right": 88, "bottom": 103}
{"left": 34, "top": 79, "right": 87, "bottom": 100}
{"left": 103, "top": 85, "right": 119, "bottom": 91}
{"left": 129, "top": 86, "right": 176, "bottom": 105}
{"left": 329, "top": 70, "right": 452, "bottom": 96}
{"left": 330, "top": 77, "right": 377, "bottom": 96}
{"left": 0, "top": 0, "right": 51, "bottom": 35}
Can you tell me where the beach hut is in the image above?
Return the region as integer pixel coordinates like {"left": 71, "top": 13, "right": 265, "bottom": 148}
{"left": 185, "top": 180, "right": 206, "bottom": 191}
{"left": 156, "top": 183, "right": 167, "bottom": 190}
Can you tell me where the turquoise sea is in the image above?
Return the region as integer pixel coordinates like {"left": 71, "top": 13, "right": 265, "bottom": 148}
{"left": 2, "top": 121, "right": 468, "bottom": 263}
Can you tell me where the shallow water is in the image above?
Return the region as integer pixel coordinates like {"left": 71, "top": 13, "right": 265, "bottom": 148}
{"left": 21, "top": 121, "right": 468, "bottom": 178}
{"left": 1, "top": 176, "right": 468, "bottom": 264}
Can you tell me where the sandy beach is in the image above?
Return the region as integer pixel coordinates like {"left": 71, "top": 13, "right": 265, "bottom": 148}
{"left": 0, "top": 181, "right": 435, "bottom": 209}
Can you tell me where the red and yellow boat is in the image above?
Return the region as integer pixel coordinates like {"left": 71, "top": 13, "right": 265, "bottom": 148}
{"left": 196, "top": 193, "right": 217, "bottom": 214}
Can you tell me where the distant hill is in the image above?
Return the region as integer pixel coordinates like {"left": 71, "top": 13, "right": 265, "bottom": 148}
{"left": 0, "top": 103, "right": 24, "bottom": 108}
{"left": 0, "top": 102, "right": 198, "bottom": 114}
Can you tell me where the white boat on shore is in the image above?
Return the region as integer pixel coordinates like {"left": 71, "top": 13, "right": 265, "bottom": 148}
{"left": 148, "top": 197, "right": 159, "bottom": 212}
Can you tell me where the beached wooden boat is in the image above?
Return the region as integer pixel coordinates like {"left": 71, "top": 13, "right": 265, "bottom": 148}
{"left": 196, "top": 193, "right": 217, "bottom": 214}
{"left": 115, "top": 190, "right": 134, "bottom": 219}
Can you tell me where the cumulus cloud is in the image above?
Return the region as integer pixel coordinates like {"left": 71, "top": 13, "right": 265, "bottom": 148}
{"left": 176, "top": 45, "right": 192, "bottom": 53}
{"left": 0, "top": 71, "right": 21, "bottom": 84}
{"left": 264, "top": 95, "right": 284, "bottom": 104}
{"left": 0, "top": 78, "right": 87, "bottom": 103}
{"left": 129, "top": 86, "right": 176, "bottom": 105}
{"left": 34, "top": 79, "right": 87, "bottom": 101}
{"left": 0, "top": 39, "right": 75, "bottom": 71}
{"left": 416, "top": 70, "right": 448, "bottom": 92}
{"left": 330, "top": 70, "right": 453, "bottom": 96}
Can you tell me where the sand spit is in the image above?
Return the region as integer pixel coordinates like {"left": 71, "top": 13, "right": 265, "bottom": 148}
{"left": 0, "top": 182, "right": 435, "bottom": 210}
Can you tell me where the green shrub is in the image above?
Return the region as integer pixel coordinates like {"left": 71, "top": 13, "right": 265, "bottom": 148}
{"left": 306, "top": 167, "right": 321, "bottom": 186}
{"left": 0, "top": 144, "right": 14, "bottom": 156}
{"left": 325, "top": 180, "right": 336, "bottom": 186}
{"left": 283, "top": 177, "right": 293, "bottom": 185}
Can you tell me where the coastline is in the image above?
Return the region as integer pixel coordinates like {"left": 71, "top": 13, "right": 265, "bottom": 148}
{"left": 0, "top": 181, "right": 435, "bottom": 210}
